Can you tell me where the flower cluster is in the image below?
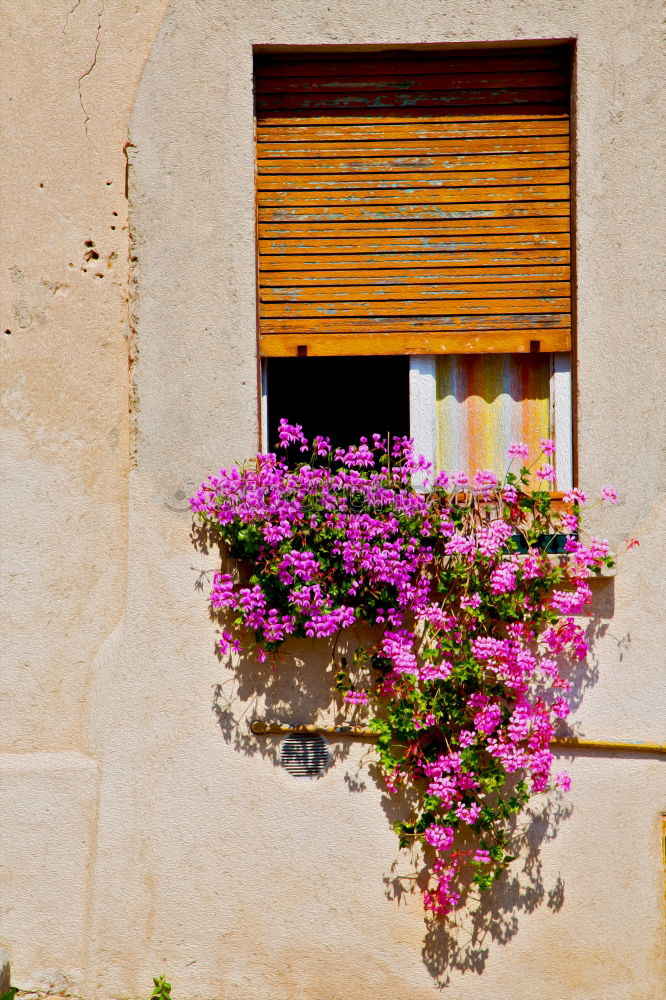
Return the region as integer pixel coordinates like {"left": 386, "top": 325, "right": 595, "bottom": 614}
{"left": 192, "top": 421, "right": 616, "bottom": 918}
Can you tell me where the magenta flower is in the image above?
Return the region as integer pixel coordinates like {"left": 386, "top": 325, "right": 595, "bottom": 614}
{"left": 508, "top": 442, "right": 529, "bottom": 460}
{"left": 502, "top": 483, "right": 518, "bottom": 503}
{"left": 539, "top": 438, "right": 556, "bottom": 455}
{"left": 535, "top": 463, "right": 555, "bottom": 481}
{"left": 344, "top": 690, "right": 369, "bottom": 705}
{"left": 601, "top": 485, "right": 618, "bottom": 503}
{"left": 561, "top": 512, "right": 578, "bottom": 532}
{"left": 456, "top": 801, "right": 481, "bottom": 825}
{"left": 563, "top": 488, "right": 588, "bottom": 505}
{"left": 276, "top": 418, "right": 308, "bottom": 449}
{"left": 473, "top": 469, "right": 499, "bottom": 490}
{"left": 425, "top": 824, "right": 455, "bottom": 851}
{"left": 451, "top": 471, "right": 469, "bottom": 487}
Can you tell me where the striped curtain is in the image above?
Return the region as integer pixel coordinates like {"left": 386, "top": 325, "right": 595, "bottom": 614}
{"left": 436, "top": 353, "right": 551, "bottom": 483}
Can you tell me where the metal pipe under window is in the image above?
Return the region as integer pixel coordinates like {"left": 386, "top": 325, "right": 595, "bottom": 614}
{"left": 250, "top": 721, "right": 666, "bottom": 755}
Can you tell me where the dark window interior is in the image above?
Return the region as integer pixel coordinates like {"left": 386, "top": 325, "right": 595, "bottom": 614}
{"left": 265, "top": 356, "right": 409, "bottom": 452}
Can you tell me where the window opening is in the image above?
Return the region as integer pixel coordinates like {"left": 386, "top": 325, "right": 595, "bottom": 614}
{"left": 264, "top": 355, "right": 409, "bottom": 451}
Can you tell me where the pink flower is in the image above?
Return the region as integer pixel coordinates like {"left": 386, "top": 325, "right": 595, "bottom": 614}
{"left": 420, "top": 659, "right": 453, "bottom": 683}
{"left": 555, "top": 771, "right": 572, "bottom": 791}
{"left": 456, "top": 801, "right": 481, "bottom": 825}
{"left": 601, "top": 485, "right": 618, "bottom": 504}
{"left": 313, "top": 435, "right": 331, "bottom": 456}
{"left": 502, "top": 483, "right": 518, "bottom": 503}
{"left": 425, "top": 824, "right": 455, "bottom": 851}
{"left": 473, "top": 701, "right": 502, "bottom": 736}
{"left": 561, "top": 512, "right": 578, "bottom": 532}
{"left": 276, "top": 418, "right": 308, "bottom": 450}
{"left": 210, "top": 572, "right": 236, "bottom": 610}
{"left": 563, "top": 488, "right": 588, "bottom": 505}
{"left": 551, "top": 697, "right": 571, "bottom": 718}
{"left": 536, "top": 463, "right": 555, "bottom": 482}
{"left": 219, "top": 630, "right": 242, "bottom": 656}
{"left": 490, "top": 561, "right": 517, "bottom": 595}
{"left": 508, "top": 442, "right": 529, "bottom": 460}
{"left": 473, "top": 849, "right": 491, "bottom": 863}
{"left": 451, "top": 472, "right": 469, "bottom": 487}
{"left": 344, "top": 690, "right": 369, "bottom": 705}
{"left": 539, "top": 438, "right": 556, "bottom": 455}
{"left": 473, "top": 469, "right": 498, "bottom": 490}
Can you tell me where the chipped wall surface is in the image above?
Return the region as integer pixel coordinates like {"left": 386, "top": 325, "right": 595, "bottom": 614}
{"left": 2, "top": 1, "right": 665, "bottom": 999}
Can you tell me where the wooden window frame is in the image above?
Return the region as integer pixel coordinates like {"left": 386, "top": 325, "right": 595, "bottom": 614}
{"left": 255, "top": 43, "right": 576, "bottom": 490}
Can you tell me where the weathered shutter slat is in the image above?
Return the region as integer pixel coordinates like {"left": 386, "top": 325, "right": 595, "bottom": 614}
{"left": 259, "top": 107, "right": 568, "bottom": 127}
{"left": 260, "top": 218, "right": 570, "bottom": 238}
{"left": 260, "top": 249, "right": 570, "bottom": 270}
{"left": 262, "top": 281, "right": 571, "bottom": 300}
{"left": 257, "top": 120, "right": 569, "bottom": 141}
{"left": 260, "top": 234, "right": 570, "bottom": 254}
{"left": 262, "top": 300, "right": 571, "bottom": 319}
{"left": 255, "top": 50, "right": 567, "bottom": 77}
{"left": 257, "top": 153, "right": 569, "bottom": 173}
{"left": 256, "top": 89, "right": 568, "bottom": 111}
{"left": 258, "top": 137, "right": 569, "bottom": 158}
{"left": 260, "top": 202, "right": 569, "bottom": 222}
{"left": 257, "top": 171, "right": 570, "bottom": 192}
{"left": 256, "top": 71, "right": 568, "bottom": 95}
{"left": 258, "top": 184, "right": 570, "bottom": 206}
{"left": 260, "top": 265, "right": 571, "bottom": 285}
{"left": 255, "top": 48, "right": 571, "bottom": 356}
{"left": 263, "top": 314, "right": 570, "bottom": 333}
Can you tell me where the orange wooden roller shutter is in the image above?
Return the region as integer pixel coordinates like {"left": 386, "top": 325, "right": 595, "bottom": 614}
{"left": 255, "top": 48, "right": 571, "bottom": 358}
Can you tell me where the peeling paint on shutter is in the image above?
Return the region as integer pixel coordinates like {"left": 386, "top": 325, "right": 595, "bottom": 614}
{"left": 255, "top": 47, "right": 571, "bottom": 358}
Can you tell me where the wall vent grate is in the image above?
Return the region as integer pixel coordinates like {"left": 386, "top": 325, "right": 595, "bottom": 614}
{"left": 279, "top": 732, "right": 331, "bottom": 778}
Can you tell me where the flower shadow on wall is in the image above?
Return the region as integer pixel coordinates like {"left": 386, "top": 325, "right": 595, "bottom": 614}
{"left": 193, "top": 518, "right": 363, "bottom": 773}
{"left": 190, "top": 423, "right": 622, "bottom": 983}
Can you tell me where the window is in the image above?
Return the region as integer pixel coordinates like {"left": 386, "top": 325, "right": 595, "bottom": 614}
{"left": 255, "top": 45, "right": 573, "bottom": 487}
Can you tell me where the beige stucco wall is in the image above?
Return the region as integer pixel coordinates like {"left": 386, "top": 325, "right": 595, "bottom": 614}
{"left": 2, "top": 2, "right": 665, "bottom": 998}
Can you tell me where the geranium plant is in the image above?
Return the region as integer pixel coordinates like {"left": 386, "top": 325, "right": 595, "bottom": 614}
{"left": 191, "top": 421, "right": 619, "bottom": 917}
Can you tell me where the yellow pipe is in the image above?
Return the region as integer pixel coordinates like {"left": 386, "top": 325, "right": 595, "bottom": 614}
{"left": 250, "top": 721, "right": 666, "bottom": 754}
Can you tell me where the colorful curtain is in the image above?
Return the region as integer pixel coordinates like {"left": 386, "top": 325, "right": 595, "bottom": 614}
{"left": 436, "top": 354, "right": 551, "bottom": 483}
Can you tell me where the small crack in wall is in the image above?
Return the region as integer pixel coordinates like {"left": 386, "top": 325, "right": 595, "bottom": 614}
{"left": 72, "top": 0, "right": 105, "bottom": 137}
{"left": 124, "top": 141, "right": 139, "bottom": 469}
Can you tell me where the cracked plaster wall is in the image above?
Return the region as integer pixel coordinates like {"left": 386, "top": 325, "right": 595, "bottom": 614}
{"left": 1, "top": 1, "right": 665, "bottom": 999}
{"left": 1, "top": 0, "right": 170, "bottom": 992}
